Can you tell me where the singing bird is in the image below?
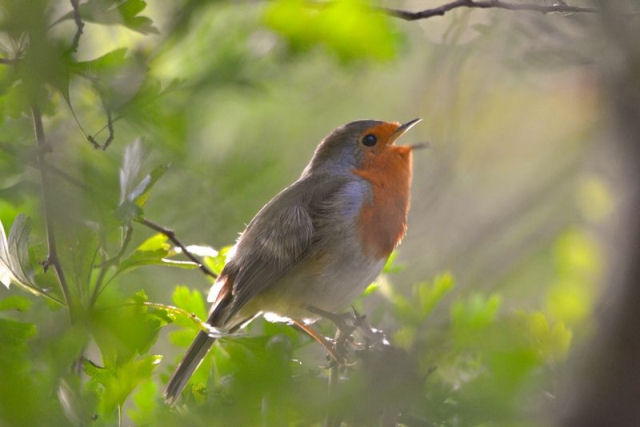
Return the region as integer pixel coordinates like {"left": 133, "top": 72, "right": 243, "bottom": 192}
{"left": 165, "top": 119, "right": 421, "bottom": 403}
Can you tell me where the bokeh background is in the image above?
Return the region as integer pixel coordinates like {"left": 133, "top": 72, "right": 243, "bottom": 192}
{"left": 1, "top": 0, "right": 635, "bottom": 425}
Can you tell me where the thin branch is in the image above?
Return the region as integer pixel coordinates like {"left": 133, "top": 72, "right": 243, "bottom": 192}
{"left": 87, "top": 106, "right": 114, "bottom": 150}
{"left": 66, "top": 98, "right": 115, "bottom": 150}
{"left": 69, "top": 0, "right": 84, "bottom": 53}
{"left": 89, "top": 226, "right": 133, "bottom": 307}
{"left": 135, "top": 217, "right": 218, "bottom": 280}
{"left": 0, "top": 57, "right": 17, "bottom": 65}
{"left": 384, "top": 0, "right": 597, "bottom": 21}
{"left": 40, "top": 160, "right": 91, "bottom": 191}
{"left": 31, "top": 104, "right": 74, "bottom": 318}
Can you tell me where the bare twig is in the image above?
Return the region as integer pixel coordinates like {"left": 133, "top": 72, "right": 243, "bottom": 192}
{"left": 89, "top": 226, "right": 133, "bottom": 306}
{"left": 31, "top": 104, "right": 74, "bottom": 318}
{"left": 0, "top": 57, "right": 17, "bottom": 65}
{"left": 69, "top": 0, "right": 84, "bottom": 53}
{"left": 135, "top": 217, "right": 218, "bottom": 280}
{"left": 87, "top": 107, "right": 114, "bottom": 150}
{"left": 384, "top": 0, "right": 597, "bottom": 21}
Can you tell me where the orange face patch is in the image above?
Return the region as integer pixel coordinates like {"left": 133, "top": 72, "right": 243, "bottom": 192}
{"left": 359, "top": 122, "right": 401, "bottom": 153}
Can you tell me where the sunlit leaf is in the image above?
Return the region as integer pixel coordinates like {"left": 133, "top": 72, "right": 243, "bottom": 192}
{"left": 203, "top": 245, "right": 232, "bottom": 276}
{"left": 383, "top": 251, "right": 405, "bottom": 274}
{"left": 263, "top": 0, "right": 399, "bottom": 61}
{"left": 171, "top": 286, "right": 207, "bottom": 322}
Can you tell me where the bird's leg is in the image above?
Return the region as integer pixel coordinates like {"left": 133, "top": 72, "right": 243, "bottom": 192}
{"left": 304, "top": 305, "right": 370, "bottom": 364}
{"left": 293, "top": 320, "right": 341, "bottom": 363}
{"left": 306, "top": 305, "right": 360, "bottom": 335}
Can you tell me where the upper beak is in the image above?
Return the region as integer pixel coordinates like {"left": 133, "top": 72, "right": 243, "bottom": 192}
{"left": 390, "top": 118, "right": 421, "bottom": 144}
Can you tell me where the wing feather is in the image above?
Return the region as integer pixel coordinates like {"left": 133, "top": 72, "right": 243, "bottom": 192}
{"left": 215, "top": 174, "right": 351, "bottom": 322}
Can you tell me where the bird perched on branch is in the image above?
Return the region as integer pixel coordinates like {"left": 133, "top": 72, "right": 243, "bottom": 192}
{"left": 165, "top": 118, "right": 422, "bottom": 403}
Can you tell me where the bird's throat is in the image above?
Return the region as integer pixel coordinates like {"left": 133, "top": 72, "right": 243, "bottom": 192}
{"left": 353, "top": 147, "right": 413, "bottom": 259}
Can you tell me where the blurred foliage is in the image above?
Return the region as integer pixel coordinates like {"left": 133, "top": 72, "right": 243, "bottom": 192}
{"left": 0, "top": 0, "right": 610, "bottom": 425}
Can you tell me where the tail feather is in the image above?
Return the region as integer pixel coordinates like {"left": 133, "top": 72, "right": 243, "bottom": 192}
{"left": 164, "top": 330, "right": 215, "bottom": 404}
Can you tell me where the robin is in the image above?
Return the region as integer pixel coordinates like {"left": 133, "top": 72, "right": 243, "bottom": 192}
{"left": 165, "top": 118, "right": 421, "bottom": 403}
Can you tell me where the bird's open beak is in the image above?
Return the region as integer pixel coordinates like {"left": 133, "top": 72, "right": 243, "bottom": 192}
{"left": 390, "top": 118, "right": 425, "bottom": 149}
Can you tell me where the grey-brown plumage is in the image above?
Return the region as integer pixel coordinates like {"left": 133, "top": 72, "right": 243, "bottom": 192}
{"left": 164, "top": 119, "right": 418, "bottom": 403}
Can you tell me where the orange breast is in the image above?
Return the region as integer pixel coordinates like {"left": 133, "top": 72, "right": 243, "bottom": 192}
{"left": 353, "top": 146, "right": 413, "bottom": 259}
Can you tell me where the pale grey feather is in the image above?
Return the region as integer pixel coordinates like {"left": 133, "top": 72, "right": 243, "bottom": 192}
{"left": 219, "top": 173, "right": 355, "bottom": 321}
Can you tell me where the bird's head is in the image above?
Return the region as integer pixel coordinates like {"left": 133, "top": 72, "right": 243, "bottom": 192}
{"left": 303, "top": 119, "right": 422, "bottom": 176}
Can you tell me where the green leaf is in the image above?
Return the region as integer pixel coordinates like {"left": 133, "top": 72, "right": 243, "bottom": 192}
{"left": 117, "top": 234, "right": 170, "bottom": 274}
{"left": 116, "top": 233, "right": 201, "bottom": 275}
{"left": 129, "top": 163, "right": 170, "bottom": 208}
{"left": 3, "top": 215, "right": 32, "bottom": 286}
{"left": 263, "top": 0, "right": 399, "bottom": 62}
{"left": 128, "top": 379, "right": 158, "bottom": 425}
{"left": 0, "top": 295, "right": 31, "bottom": 311}
{"left": 0, "top": 318, "right": 36, "bottom": 347}
{"left": 90, "top": 290, "right": 166, "bottom": 365}
{"left": 72, "top": 48, "right": 128, "bottom": 76}
{"left": 117, "top": 140, "right": 170, "bottom": 223}
{"left": 171, "top": 286, "right": 207, "bottom": 321}
{"left": 85, "top": 355, "right": 162, "bottom": 420}
{"left": 383, "top": 251, "right": 405, "bottom": 274}
{"left": 119, "top": 139, "right": 145, "bottom": 205}
{"left": 203, "top": 245, "right": 232, "bottom": 276}
{"left": 416, "top": 272, "right": 455, "bottom": 317}
{"left": 57, "top": 0, "right": 158, "bottom": 34}
{"left": 451, "top": 293, "right": 502, "bottom": 348}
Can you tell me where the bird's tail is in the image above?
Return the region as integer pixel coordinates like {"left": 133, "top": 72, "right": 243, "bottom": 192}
{"left": 164, "top": 329, "right": 215, "bottom": 404}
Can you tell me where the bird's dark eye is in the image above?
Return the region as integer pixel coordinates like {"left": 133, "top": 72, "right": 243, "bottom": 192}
{"left": 362, "top": 134, "right": 377, "bottom": 147}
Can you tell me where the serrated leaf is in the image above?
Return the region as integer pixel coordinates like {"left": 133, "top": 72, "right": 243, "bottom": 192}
{"left": 172, "top": 286, "right": 207, "bottom": 321}
{"left": 116, "top": 233, "right": 201, "bottom": 274}
{"left": 86, "top": 354, "right": 162, "bottom": 421}
{"left": 90, "top": 291, "right": 166, "bottom": 365}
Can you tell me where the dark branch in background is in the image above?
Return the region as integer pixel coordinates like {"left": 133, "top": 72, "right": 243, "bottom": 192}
{"left": 89, "top": 226, "right": 133, "bottom": 307}
{"left": 0, "top": 57, "right": 17, "bottom": 65}
{"left": 69, "top": 0, "right": 84, "bottom": 53}
{"left": 87, "top": 107, "right": 114, "bottom": 150}
{"left": 31, "top": 105, "right": 74, "bottom": 318}
{"left": 135, "top": 217, "right": 219, "bottom": 280}
{"left": 384, "top": 0, "right": 597, "bottom": 21}
{"left": 67, "top": 98, "right": 115, "bottom": 150}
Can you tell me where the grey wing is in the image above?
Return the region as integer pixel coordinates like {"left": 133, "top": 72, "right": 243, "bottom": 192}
{"left": 220, "top": 175, "right": 350, "bottom": 320}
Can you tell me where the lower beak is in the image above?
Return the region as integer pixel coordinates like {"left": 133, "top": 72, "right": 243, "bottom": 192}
{"left": 391, "top": 118, "right": 421, "bottom": 143}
